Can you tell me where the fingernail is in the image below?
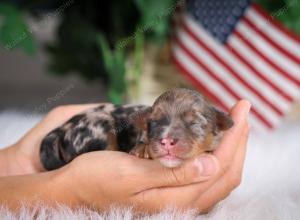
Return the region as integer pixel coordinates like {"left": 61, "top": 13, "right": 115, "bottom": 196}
{"left": 242, "top": 101, "right": 251, "bottom": 124}
{"left": 243, "top": 100, "right": 251, "bottom": 114}
{"left": 194, "top": 155, "right": 218, "bottom": 176}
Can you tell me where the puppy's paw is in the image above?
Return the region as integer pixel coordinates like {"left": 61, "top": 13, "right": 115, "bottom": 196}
{"left": 129, "top": 145, "right": 150, "bottom": 159}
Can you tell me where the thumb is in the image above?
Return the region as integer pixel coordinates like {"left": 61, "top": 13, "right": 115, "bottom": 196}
{"left": 138, "top": 154, "right": 220, "bottom": 190}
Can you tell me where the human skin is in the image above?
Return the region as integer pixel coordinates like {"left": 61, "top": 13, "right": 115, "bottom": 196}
{"left": 0, "top": 101, "right": 250, "bottom": 214}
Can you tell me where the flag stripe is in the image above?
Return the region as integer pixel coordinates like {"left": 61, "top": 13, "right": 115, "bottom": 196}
{"left": 182, "top": 14, "right": 299, "bottom": 101}
{"left": 172, "top": 57, "right": 229, "bottom": 111}
{"left": 248, "top": 4, "right": 300, "bottom": 60}
{"left": 236, "top": 21, "right": 300, "bottom": 85}
{"left": 180, "top": 21, "right": 286, "bottom": 115}
{"left": 172, "top": 41, "right": 273, "bottom": 129}
{"left": 182, "top": 24, "right": 287, "bottom": 115}
{"left": 180, "top": 16, "right": 289, "bottom": 115}
{"left": 178, "top": 28, "right": 279, "bottom": 123}
{"left": 228, "top": 33, "right": 300, "bottom": 99}
{"left": 252, "top": 3, "right": 300, "bottom": 44}
{"left": 230, "top": 33, "right": 293, "bottom": 113}
{"left": 249, "top": 114, "right": 269, "bottom": 133}
{"left": 172, "top": 45, "right": 234, "bottom": 110}
{"left": 225, "top": 42, "right": 294, "bottom": 103}
{"left": 233, "top": 28, "right": 300, "bottom": 89}
{"left": 243, "top": 16, "right": 300, "bottom": 65}
{"left": 171, "top": 2, "right": 300, "bottom": 131}
{"left": 175, "top": 28, "right": 281, "bottom": 126}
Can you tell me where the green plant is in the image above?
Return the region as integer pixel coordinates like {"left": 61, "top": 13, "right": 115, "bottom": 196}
{"left": 97, "top": 34, "right": 127, "bottom": 104}
{"left": 127, "top": 32, "right": 144, "bottom": 102}
{"left": 256, "top": 0, "right": 300, "bottom": 34}
{"left": 0, "top": 2, "right": 36, "bottom": 54}
{"left": 97, "top": 30, "right": 144, "bottom": 104}
{"left": 134, "top": 0, "right": 176, "bottom": 43}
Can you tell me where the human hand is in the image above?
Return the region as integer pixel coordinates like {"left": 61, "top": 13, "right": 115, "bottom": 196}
{"left": 52, "top": 100, "right": 250, "bottom": 214}
{"left": 0, "top": 104, "right": 100, "bottom": 176}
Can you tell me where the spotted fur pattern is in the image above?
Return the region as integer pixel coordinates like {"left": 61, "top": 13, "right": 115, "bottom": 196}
{"left": 40, "top": 104, "right": 148, "bottom": 170}
{"left": 40, "top": 88, "right": 233, "bottom": 170}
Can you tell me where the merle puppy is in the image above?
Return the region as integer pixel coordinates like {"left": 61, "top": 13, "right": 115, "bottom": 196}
{"left": 40, "top": 88, "right": 233, "bottom": 170}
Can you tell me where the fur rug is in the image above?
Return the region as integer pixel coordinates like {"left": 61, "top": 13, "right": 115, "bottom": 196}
{"left": 0, "top": 110, "right": 300, "bottom": 220}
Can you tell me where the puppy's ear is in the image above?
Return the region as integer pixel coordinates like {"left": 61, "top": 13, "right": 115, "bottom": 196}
{"left": 129, "top": 107, "right": 152, "bottom": 130}
{"left": 213, "top": 107, "right": 234, "bottom": 131}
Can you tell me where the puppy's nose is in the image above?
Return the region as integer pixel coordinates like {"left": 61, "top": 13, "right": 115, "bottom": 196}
{"left": 160, "top": 138, "right": 178, "bottom": 149}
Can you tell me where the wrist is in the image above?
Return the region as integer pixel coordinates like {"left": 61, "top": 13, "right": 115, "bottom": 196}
{"left": 0, "top": 145, "right": 21, "bottom": 176}
{"left": 56, "top": 156, "right": 110, "bottom": 211}
{"left": 0, "top": 147, "right": 11, "bottom": 176}
{"left": 0, "top": 143, "right": 42, "bottom": 176}
{"left": 0, "top": 169, "right": 81, "bottom": 210}
{"left": 15, "top": 139, "right": 45, "bottom": 173}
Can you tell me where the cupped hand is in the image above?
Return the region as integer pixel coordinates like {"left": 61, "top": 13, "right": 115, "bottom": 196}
{"left": 1, "top": 100, "right": 250, "bottom": 214}
{"left": 52, "top": 100, "right": 250, "bottom": 214}
{"left": 1, "top": 104, "right": 100, "bottom": 175}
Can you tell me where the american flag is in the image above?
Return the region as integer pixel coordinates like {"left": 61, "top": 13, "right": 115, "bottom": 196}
{"left": 171, "top": 0, "right": 300, "bottom": 132}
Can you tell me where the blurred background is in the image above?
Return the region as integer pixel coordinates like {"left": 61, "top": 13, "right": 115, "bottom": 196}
{"left": 0, "top": 0, "right": 192, "bottom": 110}
{"left": 0, "top": 0, "right": 300, "bottom": 132}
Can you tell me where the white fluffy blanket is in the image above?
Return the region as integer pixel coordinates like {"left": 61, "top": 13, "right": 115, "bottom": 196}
{"left": 0, "top": 111, "right": 300, "bottom": 220}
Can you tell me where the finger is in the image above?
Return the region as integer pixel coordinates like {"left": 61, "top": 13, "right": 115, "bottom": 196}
{"left": 131, "top": 187, "right": 191, "bottom": 214}
{"left": 213, "top": 100, "right": 251, "bottom": 172}
{"left": 194, "top": 123, "right": 250, "bottom": 211}
{"left": 200, "top": 101, "right": 249, "bottom": 211}
{"left": 20, "top": 104, "right": 101, "bottom": 141}
{"left": 229, "top": 122, "right": 250, "bottom": 180}
{"left": 132, "top": 101, "right": 250, "bottom": 192}
{"left": 44, "top": 103, "right": 102, "bottom": 126}
{"left": 139, "top": 120, "right": 250, "bottom": 213}
{"left": 17, "top": 104, "right": 102, "bottom": 159}
{"left": 133, "top": 101, "right": 248, "bottom": 213}
{"left": 129, "top": 107, "right": 250, "bottom": 212}
{"left": 132, "top": 153, "right": 220, "bottom": 191}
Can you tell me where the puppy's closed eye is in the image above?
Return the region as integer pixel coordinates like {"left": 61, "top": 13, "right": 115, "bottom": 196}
{"left": 187, "top": 121, "right": 205, "bottom": 135}
{"left": 147, "top": 120, "right": 158, "bottom": 130}
{"left": 183, "top": 111, "right": 207, "bottom": 126}
{"left": 148, "top": 116, "right": 169, "bottom": 129}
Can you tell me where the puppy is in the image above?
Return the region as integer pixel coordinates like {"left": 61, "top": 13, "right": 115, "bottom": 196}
{"left": 40, "top": 88, "right": 233, "bottom": 170}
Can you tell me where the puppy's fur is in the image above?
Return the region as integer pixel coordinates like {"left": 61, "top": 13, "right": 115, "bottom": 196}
{"left": 40, "top": 88, "right": 233, "bottom": 170}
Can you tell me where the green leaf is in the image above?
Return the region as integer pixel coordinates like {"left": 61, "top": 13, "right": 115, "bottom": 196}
{"left": 134, "top": 0, "right": 177, "bottom": 42}
{"left": 108, "top": 89, "right": 123, "bottom": 105}
{"left": 0, "top": 3, "right": 36, "bottom": 55}
{"left": 134, "top": 0, "right": 175, "bottom": 24}
{"left": 97, "top": 33, "right": 127, "bottom": 104}
{"left": 97, "top": 33, "right": 113, "bottom": 71}
{"left": 131, "top": 32, "right": 143, "bottom": 97}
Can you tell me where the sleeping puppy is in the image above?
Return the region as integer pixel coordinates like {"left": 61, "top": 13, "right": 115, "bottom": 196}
{"left": 40, "top": 88, "right": 233, "bottom": 170}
